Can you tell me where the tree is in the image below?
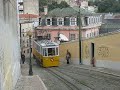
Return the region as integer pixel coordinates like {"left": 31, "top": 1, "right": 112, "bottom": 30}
{"left": 88, "top": 0, "right": 120, "bottom": 13}
{"left": 39, "top": 0, "right": 70, "bottom": 12}
{"left": 39, "top": 0, "right": 48, "bottom": 12}
{"left": 58, "top": 1, "right": 70, "bottom": 9}
{"left": 48, "top": 1, "right": 58, "bottom": 11}
{"left": 90, "top": 0, "right": 120, "bottom": 13}
{"left": 88, "top": 1, "right": 95, "bottom": 6}
{"left": 48, "top": 1, "right": 70, "bottom": 11}
{"left": 98, "top": 0, "right": 116, "bottom": 13}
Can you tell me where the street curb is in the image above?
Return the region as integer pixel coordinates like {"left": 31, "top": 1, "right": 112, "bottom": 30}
{"left": 36, "top": 75, "right": 48, "bottom": 90}
{"left": 73, "top": 65, "right": 120, "bottom": 77}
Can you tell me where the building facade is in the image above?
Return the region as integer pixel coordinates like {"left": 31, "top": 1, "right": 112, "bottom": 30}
{"left": 36, "top": 7, "right": 102, "bottom": 43}
{"left": 19, "top": 14, "right": 39, "bottom": 57}
{"left": 18, "top": 0, "right": 39, "bottom": 15}
{"left": 18, "top": 0, "right": 24, "bottom": 14}
{"left": 23, "top": 0, "right": 39, "bottom": 15}
{"left": 60, "top": 31, "right": 120, "bottom": 71}
{"left": 18, "top": 0, "right": 39, "bottom": 58}
{"left": 100, "top": 13, "right": 120, "bottom": 34}
{"left": 0, "top": 0, "right": 21, "bottom": 90}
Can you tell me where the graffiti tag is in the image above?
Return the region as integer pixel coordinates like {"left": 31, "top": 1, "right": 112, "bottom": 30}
{"left": 84, "top": 45, "right": 89, "bottom": 58}
{"left": 98, "top": 46, "right": 109, "bottom": 57}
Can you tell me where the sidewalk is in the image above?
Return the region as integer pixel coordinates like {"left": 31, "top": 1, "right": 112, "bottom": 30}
{"left": 72, "top": 64, "right": 120, "bottom": 77}
{"left": 14, "top": 63, "right": 47, "bottom": 90}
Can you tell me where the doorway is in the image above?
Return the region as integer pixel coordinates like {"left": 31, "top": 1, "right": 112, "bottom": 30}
{"left": 91, "top": 43, "right": 95, "bottom": 67}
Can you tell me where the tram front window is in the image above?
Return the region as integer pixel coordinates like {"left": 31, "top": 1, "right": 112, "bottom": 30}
{"left": 48, "top": 48, "right": 55, "bottom": 56}
{"left": 43, "top": 48, "right": 47, "bottom": 56}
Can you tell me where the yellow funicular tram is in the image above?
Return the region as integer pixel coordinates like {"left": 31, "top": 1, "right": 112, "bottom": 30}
{"left": 32, "top": 40, "right": 59, "bottom": 67}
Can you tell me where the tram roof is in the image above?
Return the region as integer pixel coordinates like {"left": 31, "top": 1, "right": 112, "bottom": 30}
{"left": 37, "top": 40, "right": 59, "bottom": 47}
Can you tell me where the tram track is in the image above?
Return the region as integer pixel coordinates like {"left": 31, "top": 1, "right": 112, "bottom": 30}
{"left": 56, "top": 65, "right": 120, "bottom": 88}
{"left": 46, "top": 68, "right": 93, "bottom": 90}
{"left": 61, "top": 63, "right": 120, "bottom": 78}
{"left": 30, "top": 60, "right": 120, "bottom": 90}
{"left": 46, "top": 68, "right": 80, "bottom": 90}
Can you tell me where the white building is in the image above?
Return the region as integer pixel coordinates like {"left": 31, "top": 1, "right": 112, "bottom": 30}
{"left": 18, "top": 0, "right": 24, "bottom": 14}
{"left": 65, "top": 0, "right": 97, "bottom": 12}
{"left": 18, "top": 0, "right": 39, "bottom": 58}
{"left": 19, "top": 14, "right": 39, "bottom": 58}
{"left": 18, "top": 0, "right": 39, "bottom": 15}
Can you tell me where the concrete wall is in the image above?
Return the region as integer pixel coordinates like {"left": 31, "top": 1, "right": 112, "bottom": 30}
{"left": 60, "top": 32, "right": 120, "bottom": 70}
{"left": 82, "top": 32, "right": 120, "bottom": 70}
{"left": 0, "top": 0, "right": 21, "bottom": 90}
{"left": 60, "top": 41, "right": 79, "bottom": 64}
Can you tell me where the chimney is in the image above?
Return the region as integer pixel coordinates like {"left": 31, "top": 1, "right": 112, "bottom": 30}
{"left": 44, "top": 6, "right": 48, "bottom": 15}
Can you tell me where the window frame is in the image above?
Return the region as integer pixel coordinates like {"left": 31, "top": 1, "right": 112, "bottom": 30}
{"left": 70, "top": 34, "right": 76, "bottom": 41}
{"left": 46, "top": 18, "right": 52, "bottom": 26}
{"left": 70, "top": 17, "right": 77, "bottom": 26}
{"left": 57, "top": 17, "right": 64, "bottom": 26}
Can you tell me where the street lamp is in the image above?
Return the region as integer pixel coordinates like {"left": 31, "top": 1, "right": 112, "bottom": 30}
{"left": 27, "top": 30, "right": 33, "bottom": 75}
{"left": 76, "top": 0, "right": 82, "bottom": 64}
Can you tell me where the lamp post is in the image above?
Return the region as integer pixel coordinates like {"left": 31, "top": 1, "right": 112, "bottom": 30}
{"left": 76, "top": 0, "right": 82, "bottom": 64}
{"left": 27, "top": 31, "right": 33, "bottom": 75}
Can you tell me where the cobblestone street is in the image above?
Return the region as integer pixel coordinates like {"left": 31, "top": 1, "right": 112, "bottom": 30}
{"left": 24, "top": 59, "right": 120, "bottom": 90}
{"left": 14, "top": 61, "right": 47, "bottom": 90}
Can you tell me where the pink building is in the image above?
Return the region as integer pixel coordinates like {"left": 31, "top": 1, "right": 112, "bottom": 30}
{"left": 35, "top": 7, "right": 102, "bottom": 43}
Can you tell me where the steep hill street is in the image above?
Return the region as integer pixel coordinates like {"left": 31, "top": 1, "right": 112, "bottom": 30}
{"left": 15, "top": 59, "right": 120, "bottom": 90}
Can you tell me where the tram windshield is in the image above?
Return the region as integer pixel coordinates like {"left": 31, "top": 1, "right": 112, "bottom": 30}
{"left": 48, "top": 48, "right": 55, "bottom": 56}
{"left": 43, "top": 47, "right": 59, "bottom": 56}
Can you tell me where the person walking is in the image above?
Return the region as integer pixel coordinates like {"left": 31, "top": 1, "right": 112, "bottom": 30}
{"left": 66, "top": 50, "right": 71, "bottom": 64}
{"left": 21, "top": 54, "right": 25, "bottom": 64}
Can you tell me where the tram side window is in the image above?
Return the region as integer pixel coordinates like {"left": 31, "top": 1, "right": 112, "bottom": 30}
{"left": 34, "top": 42, "right": 37, "bottom": 50}
{"left": 43, "top": 48, "right": 44, "bottom": 56}
{"left": 38, "top": 47, "right": 40, "bottom": 53}
{"left": 39, "top": 46, "right": 41, "bottom": 53}
{"left": 40, "top": 47, "right": 43, "bottom": 55}
{"left": 56, "top": 47, "right": 58, "bottom": 55}
{"left": 43, "top": 48, "right": 47, "bottom": 56}
{"left": 48, "top": 48, "right": 55, "bottom": 56}
{"left": 37, "top": 45, "right": 40, "bottom": 52}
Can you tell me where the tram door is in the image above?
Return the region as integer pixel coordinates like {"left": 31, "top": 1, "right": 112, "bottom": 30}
{"left": 91, "top": 43, "right": 95, "bottom": 67}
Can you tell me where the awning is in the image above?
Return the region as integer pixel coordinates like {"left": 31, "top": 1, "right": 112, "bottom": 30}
{"left": 59, "top": 34, "right": 69, "bottom": 41}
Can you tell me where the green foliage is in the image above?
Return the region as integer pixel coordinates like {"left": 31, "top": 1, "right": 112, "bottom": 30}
{"left": 58, "top": 1, "right": 70, "bottom": 8}
{"left": 48, "top": 1, "right": 58, "bottom": 11}
{"left": 39, "top": 0, "right": 70, "bottom": 12}
{"left": 88, "top": 1, "right": 95, "bottom": 6}
{"left": 48, "top": 1, "right": 70, "bottom": 11}
{"left": 39, "top": 0, "right": 48, "bottom": 12}
{"left": 88, "top": 0, "right": 120, "bottom": 13}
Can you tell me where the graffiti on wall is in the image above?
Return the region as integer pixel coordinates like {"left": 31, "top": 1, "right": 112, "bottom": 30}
{"left": 84, "top": 45, "right": 89, "bottom": 58}
{"left": 97, "top": 46, "right": 109, "bottom": 58}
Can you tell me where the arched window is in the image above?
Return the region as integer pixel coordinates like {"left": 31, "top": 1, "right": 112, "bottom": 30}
{"left": 57, "top": 17, "right": 64, "bottom": 26}
{"left": 70, "top": 17, "right": 76, "bottom": 26}
{"left": 46, "top": 18, "right": 52, "bottom": 26}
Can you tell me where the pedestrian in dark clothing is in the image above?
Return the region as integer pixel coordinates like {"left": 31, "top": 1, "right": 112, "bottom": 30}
{"left": 21, "top": 54, "right": 25, "bottom": 64}
{"left": 66, "top": 50, "right": 71, "bottom": 64}
{"left": 91, "top": 57, "right": 95, "bottom": 67}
